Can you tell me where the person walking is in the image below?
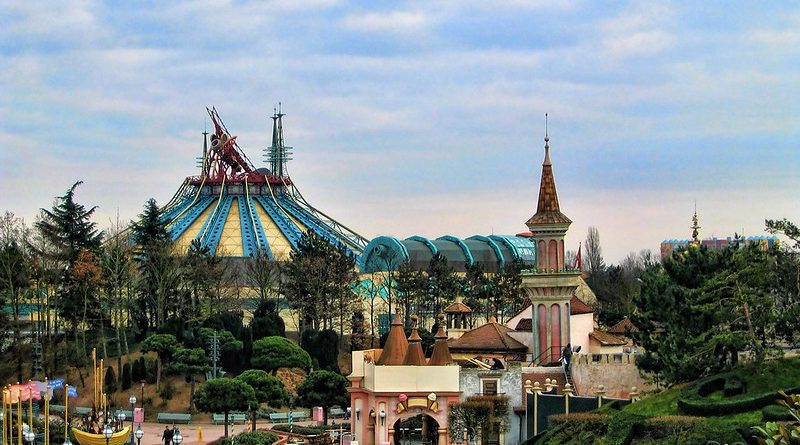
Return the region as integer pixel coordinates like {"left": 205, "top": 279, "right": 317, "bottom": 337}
{"left": 562, "top": 343, "right": 573, "bottom": 373}
{"left": 162, "top": 426, "right": 173, "bottom": 445}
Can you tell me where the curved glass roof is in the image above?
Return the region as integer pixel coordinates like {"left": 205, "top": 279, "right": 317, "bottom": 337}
{"left": 359, "top": 234, "right": 538, "bottom": 273}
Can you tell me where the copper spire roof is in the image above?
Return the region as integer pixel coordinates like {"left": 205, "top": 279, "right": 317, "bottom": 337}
{"left": 428, "top": 314, "right": 453, "bottom": 366}
{"left": 526, "top": 132, "right": 572, "bottom": 227}
{"left": 403, "top": 315, "right": 427, "bottom": 366}
{"left": 377, "top": 314, "right": 408, "bottom": 365}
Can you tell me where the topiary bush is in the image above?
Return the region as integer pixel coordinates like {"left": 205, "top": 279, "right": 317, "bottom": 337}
{"left": 677, "top": 370, "right": 800, "bottom": 416}
{"left": 762, "top": 404, "right": 794, "bottom": 421}
{"left": 535, "top": 413, "right": 609, "bottom": 445}
{"left": 214, "top": 431, "right": 278, "bottom": 445}
{"left": 122, "top": 363, "right": 132, "bottom": 390}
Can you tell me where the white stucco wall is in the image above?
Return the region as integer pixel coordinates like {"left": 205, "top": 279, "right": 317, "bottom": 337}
{"left": 459, "top": 367, "right": 523, "bottom": 445}
{"left": 570, "top": 313, "right": 593, "bottom": 353}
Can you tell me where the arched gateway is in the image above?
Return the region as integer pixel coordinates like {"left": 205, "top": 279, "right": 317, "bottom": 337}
{"left": 348, "top": 316, "right": 459, "bottom": 445}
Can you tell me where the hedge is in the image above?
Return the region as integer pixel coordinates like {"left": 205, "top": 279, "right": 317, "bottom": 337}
{"left": 762, "top": 404, "right": 794, "bottom": 421}
{"left": 535, "top": 413, "right": 609, "bottom": 445}
{"left": 271, "top": 424, "right": 329, "bottom": 436}
{"left": 604, "top": 411, "right": 646, "bottom": 445}
{"left": 677, "top": 371, "right": 800, "bottom": 416}
{"left": 213, "top": 431, "right": 279, "bottom": 445}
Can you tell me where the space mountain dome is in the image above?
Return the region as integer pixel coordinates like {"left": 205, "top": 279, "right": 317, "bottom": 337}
{"left": 159, "top": 107, "right": 368, "bottom": 260}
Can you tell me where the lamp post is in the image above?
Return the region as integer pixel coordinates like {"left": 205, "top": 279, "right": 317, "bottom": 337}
{"left": 117, "top": 412, "right": 126, "bottom": 433}
{"left": 128, "top": 395, "right": 137, "bottom": 445}
{"left": 173, "top": 429, "right": 183, "bottom": 445}
{"left": 134, "top": 426, "right": 144, "bottom": 445}
{"left": 140, "top": 382, "right": 145, "bottom": 407}
{"left": 103, "top": 424, "right": 113, "bottom": 445}
{"left": 25, "top": 429, "right": 36, "bottom": 445}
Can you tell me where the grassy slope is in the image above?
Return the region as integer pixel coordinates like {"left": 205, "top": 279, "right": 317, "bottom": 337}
{"left": 536, "top": 357, "right": 800, "bottom": 445}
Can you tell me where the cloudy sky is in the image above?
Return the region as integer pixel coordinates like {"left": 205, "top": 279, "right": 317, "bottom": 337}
{"left": 1, "top": 0, "right": 798, "bottom": 263}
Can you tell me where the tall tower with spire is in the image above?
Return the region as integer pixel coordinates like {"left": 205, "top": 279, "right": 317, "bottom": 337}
{"left": 520, "top": 115, "right": 582, "bottom": 363}
{"left": 525, "top": 114, "right": 572, "bottom": 272}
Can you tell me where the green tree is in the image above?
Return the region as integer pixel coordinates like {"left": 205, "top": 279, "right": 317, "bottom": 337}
{"left": 141, "top": 333, "right": 180, "bottom": 390}
{"left": 236, "top": 369, "right": 289, "bottom": 407}
{"left": 169, "top": 347, "right": 211, "bottom": 409}
{"left": 194, "top": 378, "right": 257, "bottom": 437}
{"left": 448, "top": 395, "right": 510, "bottom": 444}
{"left": 35, "top": 181, "right": 103, "bottom": 363}
{"left": 251, "top": 336, "right": 311, "bottom": 374}
{"left": 422, "top": 253, "right": 460, "bottom": 325}
{"left": 131, "top": 198, "right": 178, "bottom": 331}
{"left": 632, "top": 244, "right": 784, "bottom": 384}
{"left": 295, "top": 370, "right": 348, "bottom": 425}
{"left": 249, "top": 300, "right": 286, "bottom": 340}
{"left": 395, "top": 262, "right": 424, "bottom": 328}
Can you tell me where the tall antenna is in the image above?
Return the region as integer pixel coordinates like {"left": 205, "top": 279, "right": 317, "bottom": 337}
{"left": 265, "top": 103, "right": 293, "bottom": 178}
{"left": 543, "top": 112, "right": 552, "bottom": 165}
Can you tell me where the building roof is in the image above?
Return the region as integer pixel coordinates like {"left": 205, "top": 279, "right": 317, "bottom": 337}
{"left": 525, "top": 138, "right": 572, "bottom": 227}
{"left": 607, "top": 317, "right": 638, "bottom": 335}
{"left": 449, "top": 317, "right": 528, "bottom": 352}
{"left": 402, "top": 323, "right": 427, "bottom": 366}
{"left": 428, "top": 314, "right": 453, "bottom": 366}
{"left": 377, "top": 315, "right": 408, "bottom": 365}
{"left": 570, "top": 295, "right": 594, "bottom": 315}
{"left": 444, "top": 301, "right": 472, "bottom": 314}
{"left": 359, "top": 234, "right": 538, "bottom": 273}
{"left": 589, "top": 330, "right": 627, "bottom": 346}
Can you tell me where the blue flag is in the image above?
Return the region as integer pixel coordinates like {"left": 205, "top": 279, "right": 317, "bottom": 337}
{"left": 67, "top": 387, "right": 78, "bottom": 398}
{"left": 48, "top": 379, "right": 64, "bottom": 390}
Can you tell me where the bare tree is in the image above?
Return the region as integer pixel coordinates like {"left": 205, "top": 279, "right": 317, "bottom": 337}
{"left": 585, "top": 226, "right": 605, "bottom": 276}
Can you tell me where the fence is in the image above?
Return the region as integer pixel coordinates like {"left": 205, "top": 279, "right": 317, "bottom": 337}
{"left": 523, "top": 379, "right": 637, "bottom": 439}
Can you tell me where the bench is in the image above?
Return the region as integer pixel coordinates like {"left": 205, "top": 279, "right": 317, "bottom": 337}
{"left": 329, "top": 407, "right": 346, "bottom": 418}
{"left": 212, "top": 413, "right": 249, "bottom": 424}
{"left": 268, "top": 411, "right": 308, "bottom": 422}
{"left": 75, "top": 407, "right": 92, "bottom": 415}
{"left": 157, "top": 412, "right": 192, "bottom": 424}
{"left": 49, "top": 405, "right": 66, "bottom": 413}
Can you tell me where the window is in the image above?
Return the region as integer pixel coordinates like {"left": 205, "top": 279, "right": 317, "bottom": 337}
{"left": 481, "top": 379, "right": 498, "bottom": 396}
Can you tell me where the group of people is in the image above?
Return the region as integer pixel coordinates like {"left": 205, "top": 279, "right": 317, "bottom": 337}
{"left": 79, "top": 412, "right": 126, "bottom": 434}
{"left": 162, "top": 425, "right": 179, "bottom": 445}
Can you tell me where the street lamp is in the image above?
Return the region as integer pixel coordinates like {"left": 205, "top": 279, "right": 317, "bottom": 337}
{"left": 134, "top": 425, "right": 144, "bottom": 445}
{"left": 25, "top": 429, "right": 36, "bottom": 445}
{"left": 103, "top": 424, "right": 113, "bottom": 445}
{"left": 117, "top": 412, "right": 126, "bottom": 432}
{"left": 173, "top": 429, "right": 183, "bottom": 445}
{"left": 140, "top": 382, "right": 145, "bottom": 406}
{"left": 129, "top": 395, "right": 137, "bottom": 445}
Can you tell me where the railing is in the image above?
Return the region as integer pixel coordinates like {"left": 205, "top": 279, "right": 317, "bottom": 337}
{"left": 528, "top": 346, "right": 562, "bottom": 366}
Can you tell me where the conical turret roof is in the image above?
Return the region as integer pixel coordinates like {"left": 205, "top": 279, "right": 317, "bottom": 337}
{"left": 377, "top": 315, "right": 408, "bottom": 365}
{"left": 526, "top": 133, "right": 572, "bottom": 227}
{"left": 402, "top": 315, "right": 427, "bottom": 366}
{"left": 428, "top": 314, "right": 453, "bottom": 366}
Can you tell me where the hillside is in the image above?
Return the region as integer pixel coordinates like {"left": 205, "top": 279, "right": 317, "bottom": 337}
{"left": 533, "top": 357, "right": 800, "bottom": 445}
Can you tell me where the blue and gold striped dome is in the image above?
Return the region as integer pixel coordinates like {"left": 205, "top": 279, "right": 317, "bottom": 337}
{"left": 160, "top": 108, "right": 367, "bottom": 260}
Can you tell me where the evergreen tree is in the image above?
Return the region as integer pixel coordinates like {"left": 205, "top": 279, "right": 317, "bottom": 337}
{"left": 169, "top": 347, "right": 211, "bottom": 410}
{"left": 395, "top": 261, "right": 424, "bottom": 328}
{"left": 422, "top": 253, "right": 460, "bottom": 326}
{"left": 131, "top": 198, "right": 178, "bottom": 331}
{"left": 35, "top": 182, "right": 103, "bottom": 362}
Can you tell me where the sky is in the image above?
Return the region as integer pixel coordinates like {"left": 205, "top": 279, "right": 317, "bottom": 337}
{"left": 1, "top": 0, "right": 798, "bottom": 263}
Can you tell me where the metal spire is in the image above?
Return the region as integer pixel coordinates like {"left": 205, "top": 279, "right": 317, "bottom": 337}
{"left": 691, "top": 202, "right": 701, "bottom": 246}
{"left": 543, "top": 113, "right": 552, "bottom": 166}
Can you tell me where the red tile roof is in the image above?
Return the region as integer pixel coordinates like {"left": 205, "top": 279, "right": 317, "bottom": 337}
{"left": 570, "top": 295, "right": 593, "bottom": 315}
{"left": 589, "top": 330, "right": 627, "bottom": 346}
{"left": 448, "top": 317, "right": 528, "bottom": 352}
{"left": 607, "top": 317, "right": 638, "bottom": 335}
{"left": 444, "top": 301, "right": 472, "bottom": 313}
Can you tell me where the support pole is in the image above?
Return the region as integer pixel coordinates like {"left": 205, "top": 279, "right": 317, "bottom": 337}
{"left": 65, "top": 385, "right": 69, "bottom": 442}
{"left": 44, "top": 377, "right": 49, "bottom": 445}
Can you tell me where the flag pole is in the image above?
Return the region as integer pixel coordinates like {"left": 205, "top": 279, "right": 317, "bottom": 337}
{"left": 2, "top": 387, "right": 6, "bottom": 445}
{"left": 17, "top": 386, "right": 22, "bottom": 445}
{"left": 64, "top": 385, "right": 69, "bottom": 442}
{"left": 44, "top": 377, "right": 49, "bottom": 445}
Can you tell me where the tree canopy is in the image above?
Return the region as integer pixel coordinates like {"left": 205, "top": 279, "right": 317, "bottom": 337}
{"left": 141, "top": 333, "right": 180, "bottom": 389}
{"left": 632, "top": 243, "right": 790, "bottom": 384}
{"left": 235, "top": 369, "right": 289, "bottom": 407}
{"left": 251, "top": 336, "right": 311, "bottom": 374}
{"left": 169, "top": 347, "right": 211, "bottom": 409}
{"left": 294, "top": 370, "right": 349, "bottom": 425}
{"left": 194, "top": 378, "right": 257, "bottom": 437}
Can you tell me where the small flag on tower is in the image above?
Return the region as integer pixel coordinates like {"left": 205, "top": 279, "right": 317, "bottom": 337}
{"left": 67, "top": 386, "right": 78, "bottom": 398}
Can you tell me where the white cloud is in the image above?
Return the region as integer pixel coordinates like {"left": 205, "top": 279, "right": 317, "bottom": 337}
{"left": 599, "top": 2, "right": 675, "bottom": 58}
{"left": 341, "top": 10, "right": 431, "bottom": 34}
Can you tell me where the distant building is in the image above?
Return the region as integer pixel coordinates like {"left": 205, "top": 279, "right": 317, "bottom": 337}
{"left": 660, "top": 235, "right": 778, "bottom": 258}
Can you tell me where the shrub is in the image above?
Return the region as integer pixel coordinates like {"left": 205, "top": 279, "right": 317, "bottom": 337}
{"left": 762, "top": 404, "right": 794, "bottom": 421}
{"left": 159, "top": 381, "right": 175, "bottom": 400}
{"left": 723, "top": 376, "right": 746, "bottom": 396}
{"left": 215, "top": 431, "right": 278, "bottom": 445}
{"left": 604, "top": 411, "right": 645, "bottom": 445}
{"left": 104, "top": 366, "right": 116, "bottom": 393}
{"left": 536, "top": 413, "right": 609, "bottom": 445}
{"left": 300, "top": 329, "right": 340, "bottom": 373}
{"left": 122, "top": 363, "right": 132, "bottom": 390}
{"left": 272, "top": 424, "right": 328, "bottom": 435}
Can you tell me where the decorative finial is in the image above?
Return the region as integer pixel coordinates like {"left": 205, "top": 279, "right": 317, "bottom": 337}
{"left": 691, "top": 202, "right": 701, "bottom": 246}
{"left": 543, "top": 113, "right": 552, "bottom": 166}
